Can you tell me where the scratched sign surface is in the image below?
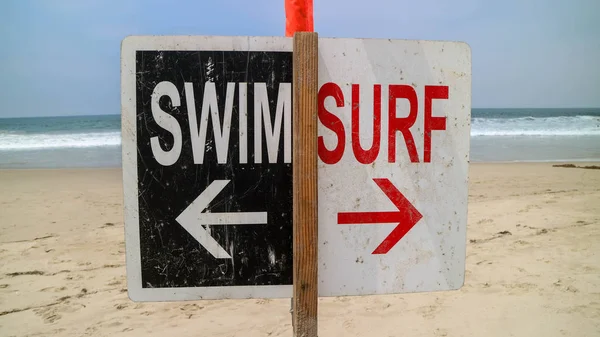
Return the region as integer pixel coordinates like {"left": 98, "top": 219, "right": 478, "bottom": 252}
{"left": 122, "top": 36, "right": 471, "bottom": 301}
{"left": 316, "top": 38, "right": 471, "bottom": 296}
{"left": 122, "top": 36, "right": 294, "bottom": 301}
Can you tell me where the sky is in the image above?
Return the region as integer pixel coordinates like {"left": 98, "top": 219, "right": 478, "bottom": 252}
{"left": 1, "top": 0, "right": 599, "bottom": 118}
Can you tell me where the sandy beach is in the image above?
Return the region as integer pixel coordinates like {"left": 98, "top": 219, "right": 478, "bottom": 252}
{"left": 1, "top": 163, "right": 599, "bottom": 336}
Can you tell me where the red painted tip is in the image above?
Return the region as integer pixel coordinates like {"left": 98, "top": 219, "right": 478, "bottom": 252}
{"left": 285, "top": 0, "right": 314, "bottom": 37}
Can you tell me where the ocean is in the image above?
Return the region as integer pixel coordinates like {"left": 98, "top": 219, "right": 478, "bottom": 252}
{"left": 1, "top": 108, "right": 599, "bottom": 169}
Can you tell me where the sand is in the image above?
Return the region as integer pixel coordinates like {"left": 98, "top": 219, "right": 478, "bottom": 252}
{"left": 0, "top": 163, "right": 599, "bottom": 336}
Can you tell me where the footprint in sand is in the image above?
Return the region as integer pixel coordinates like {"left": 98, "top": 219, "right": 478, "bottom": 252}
{"left": 364, "top": 301, "right": 391, "bottom": 313}
{"left": 90, "top": 319, "right": 123, "bottom": 329}
{"left": 115, "top": 303, "right": 128, "bottom": 310}
{"left": 178, "top": 303, "right": 204, "bottom": 319}
{"left": 502, "top": 282, "right": 537, "bottom": 295}
{"left": 33, "top": 299, "right": 85, "bottom": 324}
{"left": 40, "top": 286, "right": 67, "bottom": 293}
{"left": 180, "top": 303, "right": 204, "bottom": 312}
{"left": 556, "top": 304, "right": 598, "bottom": 318}
{"left": 100, "top": 222, "right": 116, "bottom": 229}
{"left": 342, "top": 319, "right": 355, "bottom": 330}
{"left": 333, "top": 296, "right": 350, "bottom": 303}
{"left": 434, "top": 328, "right": 449, "bottom": 336}
{"left": 50, "top": 258, "right": 71, "bottom": 264}
{"left": 571, "top": 220, "right": 590, "bottom": 228}
{"left": 34, "top": 306, "right": 62, "bottom": 324}
{"left": 553, "top": 279, "right": 579, "bottom": 293}
{"left": 536, "top": 228, "right": 556, "bottom": 235}
{"left": 417, "top": 304, "right": 441, "bottom": 319}
{"left": 65, "top": 274, "right": 84, "bottom": 281}
{"left": 85, "top": 324, "right": 99, "bottom": 333}
{"left": 518, "top": 204, "right": 541, "bottom": 213}
{"left": 107, "top": 277, "right": 125, "bottom": 287}
{"left": 416, "top": 298, "right": 444, "bottom": 319}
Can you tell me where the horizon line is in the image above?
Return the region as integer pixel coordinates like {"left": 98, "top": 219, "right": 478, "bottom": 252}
{"left": 1, "top": 106, "right": 600, "bottom": 119}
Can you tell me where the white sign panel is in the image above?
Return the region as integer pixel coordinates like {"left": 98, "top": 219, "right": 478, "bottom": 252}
{"left": 121, "top": 35, "right": 470, "bottom": 301}
{"left": 317, "top": 38, "right": 471, "bottom": 296}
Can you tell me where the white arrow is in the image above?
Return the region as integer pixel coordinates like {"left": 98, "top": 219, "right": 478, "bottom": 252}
{"left": 175, "top": 179, "right": 268, "bottom": 259}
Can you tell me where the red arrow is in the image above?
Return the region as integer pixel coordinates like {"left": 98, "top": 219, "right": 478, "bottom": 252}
{"left": 337, "top": 178, "right": 423, "bottom": 255}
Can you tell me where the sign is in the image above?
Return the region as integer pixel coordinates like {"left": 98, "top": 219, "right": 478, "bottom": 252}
{"left": 121, "top": 36, "right": 295, "bottom": 301}
{"left": 121, "top": 35, "right": 471, "bottom": 301}
{"left": 317, "top": 38, "right": 471, "bottom": 296}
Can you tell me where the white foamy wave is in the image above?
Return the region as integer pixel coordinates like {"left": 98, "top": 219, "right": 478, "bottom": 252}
{"left": 0, "top": 131, "right": 121, "bottom": 150}
{"left": 472, "top": 116, "right": 600, "bottom": 137}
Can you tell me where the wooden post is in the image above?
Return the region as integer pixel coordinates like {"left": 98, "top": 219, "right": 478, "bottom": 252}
{"left": 292, "top": 31, "right": 319, "bottom": 337}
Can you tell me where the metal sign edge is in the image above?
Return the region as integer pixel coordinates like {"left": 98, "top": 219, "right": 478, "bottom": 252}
{"left": 120, "top": 35, "right": 294, "bottom": 302}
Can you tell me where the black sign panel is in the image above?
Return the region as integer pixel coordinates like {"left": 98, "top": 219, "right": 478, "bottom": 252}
{"left": 135, "top": 50, "right": 293, "bottom": 288}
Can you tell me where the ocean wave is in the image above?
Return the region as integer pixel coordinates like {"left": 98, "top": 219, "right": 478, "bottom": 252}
{"left": 1, "top": 115, "right": 599, "bottom": 151}
{"left": 471, "top": 115, "right": 600, "bottom": 137}
{"left": 0, "top": 131, "right": 121, "bottom": 150}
